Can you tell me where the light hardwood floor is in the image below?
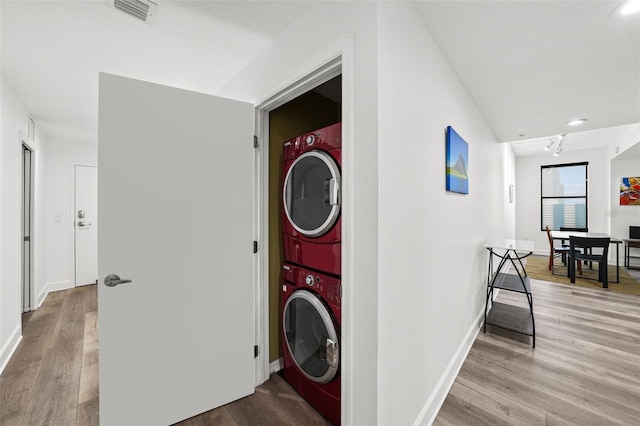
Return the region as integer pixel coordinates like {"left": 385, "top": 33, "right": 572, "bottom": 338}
{"left": 434, "top": 276, "right": 640, "bottom": 425}
{"left": 0, "top": 285, "right": 329, "bottom": 426}
{"left": 1, "top": 275, "right": 639, "bottom": 425}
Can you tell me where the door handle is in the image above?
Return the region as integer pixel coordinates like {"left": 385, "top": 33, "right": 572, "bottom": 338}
{"left": 104, "top": 274, "right": 132, "bottom": 287}
{"left": 77, "top": 221, "right": 92, "bottom": 227}
{"left": 329, "top": 177, "right": 340, "bottom": 206}
{"left": 325, "top": 337, "right": 339, "bottom": 368}
{"left": 323, "top": 178, "right": 341, "bottom": 206}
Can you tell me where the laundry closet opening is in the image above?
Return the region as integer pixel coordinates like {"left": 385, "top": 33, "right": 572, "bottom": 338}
{"left": 267, "top": 74, "right": 342, "bottom": 364}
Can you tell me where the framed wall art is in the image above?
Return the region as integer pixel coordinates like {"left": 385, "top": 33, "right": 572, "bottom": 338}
{"left": 620, "top": 177, "right": 640, "bottom": 205}
{"left": 445, "top": 126, "right": 469, "bottom": 194}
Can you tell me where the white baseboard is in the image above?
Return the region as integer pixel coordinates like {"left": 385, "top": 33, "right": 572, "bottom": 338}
{"left": 270, "top": 358, "right": 283, "bottom": 374}
{"left": 0, "top": 325, "right": 22, "bottom": 376}
{"left": 413, "top": 308, "right": 484, "bottom": 426}
{"left": 533, "top": 249, "right": 547, "bottom": 257}
{"left": 37, "top": 280, "right": 71, "bottom": 308}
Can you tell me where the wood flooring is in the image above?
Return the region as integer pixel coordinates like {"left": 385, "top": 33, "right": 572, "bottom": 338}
{"left": 434, "top": 276, "right": 640, "bottom": 426}
{"left": 0, "top": 285, "right": 98, "bottom": 426}
{"left": 0, "top": 285, "right": 329, "bottom": 426}
{"left": 1, "top": 275, "right": 639, "bottom": 425}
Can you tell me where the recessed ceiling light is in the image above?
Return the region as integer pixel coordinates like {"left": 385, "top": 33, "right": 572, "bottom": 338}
{"left": 621, "top": 0, "right": 640, "bottom": 14}
{"left": 611, "top": 0, "right": 640, "bottom": 17}
{"left": 566, "top": 119, "right": 587, "bottom": 126}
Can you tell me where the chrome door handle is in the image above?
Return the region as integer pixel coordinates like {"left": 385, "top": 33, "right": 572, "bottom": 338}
{"left": 104, "top": 274, "right": 132, "bottom": 287}
{"left": 77, "top": 221, "right": 92, "bottom": 227}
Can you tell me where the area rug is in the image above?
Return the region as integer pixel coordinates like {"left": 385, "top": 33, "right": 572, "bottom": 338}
{"left": 524, "top": 255, "right": 640, "bottom": 296}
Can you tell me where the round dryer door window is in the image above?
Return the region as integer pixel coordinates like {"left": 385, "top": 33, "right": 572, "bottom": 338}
{"left": 283, "top": 151, "right": 341, "bottom": 237}
{"left": 283, "top": 290, "right": 339, "bottom": 384}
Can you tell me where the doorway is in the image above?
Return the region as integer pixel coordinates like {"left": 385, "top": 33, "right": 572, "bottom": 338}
{"left": 21, "top": 144, "right": 34, "bottom": 312}
{"left": 267, "top": 75, "right": 342, "bottom": 367}
{"left": 74, "top": 165, "right": 98, "bottom": 286}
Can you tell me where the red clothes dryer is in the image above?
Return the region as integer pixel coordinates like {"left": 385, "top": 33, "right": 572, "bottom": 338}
{"left": 282, "top": 123, "right": 341, "bottom": 276}
{"left": 281, "top": 262, "right": 341, "bottom": 425}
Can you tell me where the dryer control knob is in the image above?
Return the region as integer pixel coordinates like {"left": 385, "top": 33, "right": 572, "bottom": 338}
{"left": 305, "top": 135, "right": 315, "bottom": 146}
{"left": 305, "top": 275, "right": 314, "bottom": 286}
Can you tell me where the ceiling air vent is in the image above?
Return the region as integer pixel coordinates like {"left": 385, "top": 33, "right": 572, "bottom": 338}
{"left": 107, "top": 0, "right": 157, "bottom": 24}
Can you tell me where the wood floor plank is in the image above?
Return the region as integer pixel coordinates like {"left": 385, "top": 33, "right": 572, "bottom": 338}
{"left": 173, "top": 407, "right": 238, "bottom": 426}
{"left": 459, "top": 354, "right": 615, "bottom": 426}
{"left": 440, "top": 277, "right": 640, "bottom": 425}
{"left": 2, "top": 286, "right": 332, "bottom": 426}
{"left": 75, "top": 397, "right": 99, "bottom": 426}
{"left": 438, "top": 392, "right": 513, "bottom": 426}
{"left": 0, "top": 294, "right": 62, "bottom": 422}
{"left": 468, "top": 340, "right": 640, "bottom": 422}
{"left": 225, "top": 374, "right": 331, "bottom": 426}
{"left": 0, "top": 414, "right": 23, "bottom": 426}
{"left": 449, "top": 377, "right": 546, "bottom": 425}
{"left": 20, "top": 339, "right": 83, "bottom": 426}
{"left": 48, "top": 287, "right": 88, "bottom": 349}
{"left": 78, "top": 311, "right": 99, "bottom": 404}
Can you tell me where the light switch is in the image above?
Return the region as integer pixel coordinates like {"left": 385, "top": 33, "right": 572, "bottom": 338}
{"left": 53, "top": 215, "right": 62, "bottom": 223}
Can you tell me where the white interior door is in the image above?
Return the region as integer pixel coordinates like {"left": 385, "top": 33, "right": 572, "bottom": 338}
{"left": 75, "top": 165, "right": 98, "bottom": 286}
{"left": 98, "top": 73, "right": 255, "bottom": 425}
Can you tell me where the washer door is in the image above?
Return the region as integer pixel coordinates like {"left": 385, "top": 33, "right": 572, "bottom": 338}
{"left": 283, "top": 290, "right": 339, "bottom": 384}
{"left": 283, "top": 151, "right": 341, "bottom": 237}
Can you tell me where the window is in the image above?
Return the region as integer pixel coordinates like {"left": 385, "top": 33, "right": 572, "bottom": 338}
{"left": 541, "top": 162, "right": 588, "bottom": 231}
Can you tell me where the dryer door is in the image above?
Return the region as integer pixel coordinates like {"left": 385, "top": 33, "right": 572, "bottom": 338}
{"left": 283, "top": 151, "right": 340, "bottom": 237}
{"left": 283, "top": 289, "right": 339, "bottom": 384}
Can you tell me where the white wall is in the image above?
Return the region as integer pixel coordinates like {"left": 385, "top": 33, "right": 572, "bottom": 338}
{"left": 219, "top": 3, "right": 380, "bottom": 424}
{"left": 0, "top": 73, "right": 96, "bottom": 374}
{"left": 516, "top": 148, "right": 610, "bottom": 255}
{"left": 0, "top": 76, "right": 47, "bottom": 373}
{"left": 222, "top": 2, "right": 517, "bottom": 424}
{"left": 1, "top": 76, "right": 26, "bottom": 371}
{"left": 607, "top": 123, "right": 640, "bottom": 159}
{"left": 43, "top": 139, "right": 96, "bottom": 300}
{"left": 377, "top": 3, "right": 515, "bottom": 424}
{"left": 610, "top": 150, "right": 640, "bottom": 243}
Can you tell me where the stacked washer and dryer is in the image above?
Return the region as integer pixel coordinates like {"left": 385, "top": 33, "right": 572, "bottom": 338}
{"left": 281, "top": 122, "right": 342, "bottom": 425}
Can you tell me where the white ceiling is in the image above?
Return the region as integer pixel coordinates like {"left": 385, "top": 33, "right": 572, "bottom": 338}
{"left": 1, "top": 0, "right": 313, "bottom": 144}
{"left": 1, "top": 1, "right": 639, "bottom": 151}
{"left": 509, "top": 122, "right": 639, "bottom": 157}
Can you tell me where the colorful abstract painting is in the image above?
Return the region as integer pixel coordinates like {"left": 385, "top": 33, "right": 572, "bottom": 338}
{"left": 446, "top": 126, "right": 469, "bottom": 194}
{"left": 620, "top": 177, "right": 640, "bottom": 205}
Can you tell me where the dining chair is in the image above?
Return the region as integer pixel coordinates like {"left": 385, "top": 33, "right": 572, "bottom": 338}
{"left": 545, "top": 226, "right": 581, "bottom": 274}
{"left": 568, "top": 236, "right": 610, "bottom": 288}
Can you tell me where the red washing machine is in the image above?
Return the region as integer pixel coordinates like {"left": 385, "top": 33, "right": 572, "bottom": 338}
{"left": 282, "top": 123, "right": 341, "bottom": 277}
{"left": 281, "top": 262, "right": 341, "bottom": 425}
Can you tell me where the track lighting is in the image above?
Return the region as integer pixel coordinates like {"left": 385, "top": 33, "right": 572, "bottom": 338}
{"left": 544, "top": 134, "right": 565, "bottom": 152}
{"left": 553, "top": 134, "right": 566, "bottom": 156}
{"left": 544, "top": 139, "right": 555, "bottom": 151}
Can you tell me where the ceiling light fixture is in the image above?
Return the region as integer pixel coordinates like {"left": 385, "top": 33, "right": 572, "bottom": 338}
{"left": 553, "top": 135, "right": 566, "bottom": 156}
{"left": 611, "top": 0, "right": 640, "bottom": 17}
{"left": 544, "top": 134, "right": 565, "bottom": 151}
{"left": 544, "top": 139, "right": 555, "bottom": 151}
{"left": 566, "top": 118, "right": 587, "bottom": 126}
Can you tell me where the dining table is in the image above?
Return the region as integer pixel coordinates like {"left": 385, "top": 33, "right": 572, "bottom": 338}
{"left": 551, "top": 231, "right": 622, "bottom": 283}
